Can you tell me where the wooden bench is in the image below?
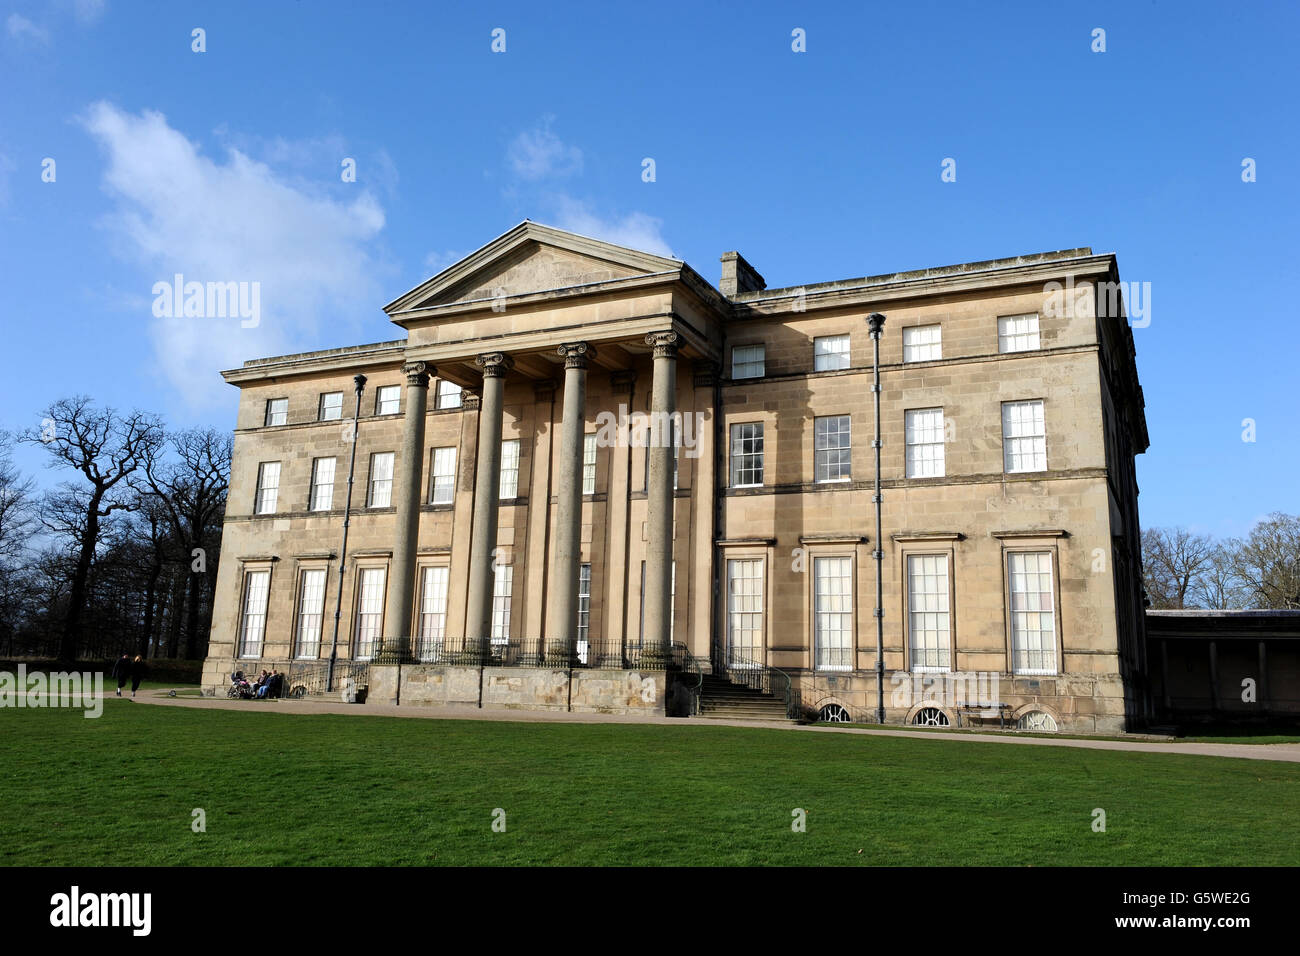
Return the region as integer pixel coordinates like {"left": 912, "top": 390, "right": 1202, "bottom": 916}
{"left": 955, "top": 703, "right": 1012, "bottom": 729}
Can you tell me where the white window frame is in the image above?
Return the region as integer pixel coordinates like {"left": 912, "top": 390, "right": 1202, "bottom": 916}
{"left": 1008, "top": 550, "right": 1058, "bottom": 675}
{"left": 238, "top": 568, "right": 271, "bottom": 659}
{"left": 731, "top": 344, "right": 765, "bottom": 379}
{"left": 436, "top": 380, "right": 462, "bottom": 409}
{"left": 310, "top": 457, "right": 335, "bottom": 511}
{"left": 368, "top": 452, "right": 394, "bottom": 507}
{"left": 375, "top": 385, "right": 401, "bottom": 416}
{"left": 905, "top": 408, "right": 946, "bottom": 479}
{"left": 491, "top": 564, "right": 513, "bottom": 648}
{"left": 814, "top": 414, "right": 852, "bottom": 483}
{"left": 583, "top": 434, "right": 597, "bottom": 495}
{"left": 353, "top": 566, "right": 386, "bottom": 661}
{"left": 295, "top": 567, "right": 327, "bottom": 660}
{"left": 725, "top": 557, "right": 764, "bottom": 666}
{"left": 907, "top": 553, "right": 951, "bottom": 672}
{"left": 1002, "top": 400, "right": 1047, "bottom": 473}
{"left": 998, "top": 313, "right": 1041, "bottom": 353}
{"left": 813, "top": 334, "right": 850, "bottom": 371}
{"left": 318, "top": 391, "right": 343, "bottom": 421}
{"left": 416, "top": 565, "right": 449, "bottom": 662}
{"left": 264, "top": 398, "right": 288, "bottom": 427}
{"left": 813, "top": 555, "right": 853, "bottom": 671}
{"left": 902, "top": 325, "right": 942, "bottom": 363}
{"left": 430, "top": 447, "right": 456, "bottom": 505}
{"left": 577, "top": 563, "right": 592, "bottom": 663}
{"left": 499, "top": 439, "right": 521, "bottom": 499}
{"left": 255, "top": 461, "right": 280, "bottom": 515}
{"left": 730, "top": 422, "right": 764, "bottom": 488}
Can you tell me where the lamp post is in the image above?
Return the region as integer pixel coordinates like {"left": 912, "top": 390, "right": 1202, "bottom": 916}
{"left": 327, "top": 373, "right": 367, "bottom": 693}
{"left": 867, "top": 313, "right": 886, "bottom": 724}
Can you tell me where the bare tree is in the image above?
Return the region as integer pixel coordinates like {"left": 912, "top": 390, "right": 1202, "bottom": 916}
{"left": 20, "top": 398, "right": 164, "bottom": 663}
{"left": 136, "top": 427, "right": 231, "bottom": 659}
{"left": 1232, "top": 513, "right": 1300, "bottom": 610}
{"left": 0, "top": 433, "right": 37, "bottom": 654}
{"left": 1192, "top": 543, "right": 1247, "bottom": 610}
{"left": 1141, "top": 527, "right": 1216, "bottom": 609}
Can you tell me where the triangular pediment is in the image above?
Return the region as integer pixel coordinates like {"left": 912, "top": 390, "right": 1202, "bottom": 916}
{"left": 385, "top": 221, "right": 682, "bottom": 314}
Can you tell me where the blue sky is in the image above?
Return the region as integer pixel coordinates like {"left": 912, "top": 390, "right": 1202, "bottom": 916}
{"left": 1, "top": 0, "right": 1296, "bottom": 537}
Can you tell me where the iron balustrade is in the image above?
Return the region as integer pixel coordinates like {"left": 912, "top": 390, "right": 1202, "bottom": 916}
{"left": 710, "top": 644, "right": 800, "bottom": 720}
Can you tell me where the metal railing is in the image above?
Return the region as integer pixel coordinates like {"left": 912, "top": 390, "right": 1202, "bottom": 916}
{"left": 371, "top": 637, "right": 687, "bottom": 671}
{"left": 284, "top": 660, "right": 369, "bottom": 699}
{"left": 671, "top": 641, "right": 704, "bottom": 716}
{"left": 710, "top": 644, "right": 800, "bottom": 720}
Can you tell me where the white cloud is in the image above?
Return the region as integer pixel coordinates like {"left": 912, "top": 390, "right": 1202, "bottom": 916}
{"left": 423, "top": 249, "right": 467, "bottom": 276}
{"left": 6, "top": 14, "right": 50, "bottom": 44}
{"left": 550, "top": 195, "right": 674, "bottom": 258}
{"left": 507, "top": 117, "right": 583, "bottom": 181}
{"left": 82, "top": 102, "right": 389, "bottom": 411}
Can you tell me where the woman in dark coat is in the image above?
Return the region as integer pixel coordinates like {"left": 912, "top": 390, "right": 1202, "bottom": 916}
{"left": 129, "top": 655, "right": 147, "bottom": 698}
{"left": 111, "top": 654, "right": 130, "bottom": 697}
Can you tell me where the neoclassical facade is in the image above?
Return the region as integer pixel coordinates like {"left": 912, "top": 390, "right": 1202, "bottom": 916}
{"left": 201, "top": 221, "right": 1150, "bottom": 734}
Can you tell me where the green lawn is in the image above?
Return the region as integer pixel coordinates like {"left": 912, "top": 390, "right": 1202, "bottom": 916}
{"left": 2, "top": 700, "right": 1297, "bottom": 866}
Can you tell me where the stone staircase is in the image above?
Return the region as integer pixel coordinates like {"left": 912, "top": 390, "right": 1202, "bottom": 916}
{"left": 696, "top": 673, "right": 796, "bottom": 724}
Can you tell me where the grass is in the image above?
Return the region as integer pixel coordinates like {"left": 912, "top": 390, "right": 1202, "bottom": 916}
{"left": 2, "top": 701, "right": 1297, "bottom": 866}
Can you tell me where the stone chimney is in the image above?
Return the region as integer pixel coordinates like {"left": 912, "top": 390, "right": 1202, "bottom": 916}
{"left": 719, "top": 251, "right": 766, "bottom": 297}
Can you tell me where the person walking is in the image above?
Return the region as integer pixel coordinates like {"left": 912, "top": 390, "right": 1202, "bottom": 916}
{"left": 129, "top": 655, "right": 147, "bottom": 699}
{"left": 111, "top": 654, "right": 130, "bottom": 697}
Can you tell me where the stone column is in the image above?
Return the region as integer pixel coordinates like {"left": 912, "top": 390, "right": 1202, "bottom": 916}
{"left": 466, "top": 352, "right": 514, "bottom": 659}
{"left": 643, "top": 330, "right": 679, "bottom": 663}
{"left": 547, "top": 343, "right": 595, "bottom": 665}
{"left": 379, "top": 360, "right": 431, "bottom": 671}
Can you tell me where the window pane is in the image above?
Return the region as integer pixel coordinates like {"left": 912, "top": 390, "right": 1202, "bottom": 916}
{"left": 583, "top": 434, "right": 597, "bottom": 495}
{"left": 436, "top": 380, "right": 462, "bottom": 409}
{"left": 239, "top": 570, "right": 270, "bottom": 658}
{"left": 1009, "top": 552, "right": 1056, "bottom": 673}
{"left": 256, "top": 462, "right": 280, "bottom": 514}
{"left": 814, "top": 414, "right": 852, "bottom": 482}
{"left": 265, "top": 398, "right": 288, "bottom": 427}
{"left": 416, "top": 566, "right": 449, "bottom": 661}
{"left": 376, "top": 386, "right": 400, "bottom": 416}
{"left": 998, "top": 314, "right": 1041, "bottom": 353}
{"left": 369, "top": 452, "right": 394, "bottom": 507}
{"left": 354, "top": 567, "right": 386, "bottom": 660}
{"left": 1002, "top": 401, "right": 1046, "bottom": 472}
{"left": 902, "top": 325, "right": 942, "bottom": 363}
{"left": 726, "top": 558, "right": 764, "bottom": 664}
{"left": 908, "top": 554, "right": 950, "bottom": 671}
{"left": 491, "top": 565, "right": 513, "bottom": 646}
{"left": 814, "top": 556, "right": 853, "bottom": 670}
{"left": 430, "top": 447, "right": 456, "bottom": 504}
{"left": 310, "top": 457, "right": 335, "bottom": 511}
{"left": 499, "top": 439, "right": 520, "bottom": 498}
{"left": 814, "top": 334, "right": 850, "bottom": 371}
{"left": 319, "top": 392, "right": 343, "bottom": 421}
{"left": 296, "top": 568, "right": 326, "bottom": 659}
{"left": 729, "top": 423, "right": 764, "bottom": 487}
{"left": 905, "top": 408, "right": 946, "bottom": 478}
{"left": 577, "top": 563, "right": 592, "bottom": 663}
{"left": 732, "top": 344, "right": 765, "bottom": 379}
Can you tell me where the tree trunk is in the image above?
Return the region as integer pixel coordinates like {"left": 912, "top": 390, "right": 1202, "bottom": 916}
{"left": 165, "top": 569, "right": 185, "bottom": 659}
{"left": 60, "top": 499, "right": 101, "bottom": 664}
{"left": 140, "top": 558, "right": 162, "bottom": 658}
{"left": 184, "top": 570, "right": 202, "bottom": 659}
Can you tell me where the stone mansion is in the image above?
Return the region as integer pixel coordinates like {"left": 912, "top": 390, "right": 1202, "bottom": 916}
{"left": 200, "top": 221, "right": 1150, "bottom": 735}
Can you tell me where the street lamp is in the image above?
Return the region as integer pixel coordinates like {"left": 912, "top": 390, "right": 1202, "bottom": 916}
{"left": 327, "top": 373, "right": 367, "bottom": 693}
{"left": 867, "top": 313, "right": 886, "bottom": 724}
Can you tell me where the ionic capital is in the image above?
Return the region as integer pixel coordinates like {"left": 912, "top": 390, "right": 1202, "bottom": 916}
{"left": 401, "top": 361, "right": 432, "bottom": 387}
{"left": 557, "top": 341, "right": 597, "bottom": 370}
{"left": 475, "top": 352, "right": 515, "bottom": 379}
{"left": 645, "top": 330, "right": 680, "bottom": 360}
